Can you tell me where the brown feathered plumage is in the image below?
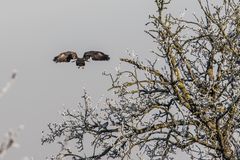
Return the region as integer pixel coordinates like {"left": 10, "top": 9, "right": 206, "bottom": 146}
{"left": 83, "top": 51, "right": 110, "bottom": 61}
{"left": 53, "top": 51, "right": 78, "bottom": 63}
{"left": 53, "top": 50, "right": 110, "bottom": 69}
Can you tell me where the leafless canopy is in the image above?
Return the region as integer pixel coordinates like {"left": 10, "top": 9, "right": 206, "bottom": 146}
{"left": 42, "top": 0, "right": 240, "bottom": 159}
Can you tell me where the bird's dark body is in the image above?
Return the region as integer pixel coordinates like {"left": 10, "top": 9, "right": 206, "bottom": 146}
{"left": 76, "top": 58, "right": 85, "bottom": 67}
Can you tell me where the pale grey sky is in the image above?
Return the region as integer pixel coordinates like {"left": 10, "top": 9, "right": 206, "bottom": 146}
{"left": 0, "top": 1, "right": 199, "bottom": 159}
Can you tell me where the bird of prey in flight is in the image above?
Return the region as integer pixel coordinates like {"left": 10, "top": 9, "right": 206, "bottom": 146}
{"left": 53, "top": 51, "right": 110, "bottom": 68}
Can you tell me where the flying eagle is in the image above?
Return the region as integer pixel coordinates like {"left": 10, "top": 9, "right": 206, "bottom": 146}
{"left": 53, "top": 51, "right": 78, "bottom": 63}
{"left": 83, "top": 51, "right": 110, "bottom": 61}
{"left": 53, "top": 50, "right": 110, "bottom": 69}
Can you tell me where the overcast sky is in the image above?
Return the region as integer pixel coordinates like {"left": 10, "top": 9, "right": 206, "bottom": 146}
{"left": 0, "top": 1, "right": 201, "bottom": 159}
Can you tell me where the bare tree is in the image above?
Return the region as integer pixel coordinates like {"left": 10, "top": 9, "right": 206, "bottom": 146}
{"left": 42, "top": 0, "right": 240, "bottom": 159}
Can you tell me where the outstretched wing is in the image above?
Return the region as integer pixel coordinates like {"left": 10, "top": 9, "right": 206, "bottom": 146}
{"left": 53, "top": 51, "right": 78, "bottom": 63}
{"left": 68, "top": 51, "right": 78, "bottom": 60}
{"left": 53, "top": 53, "right": 68, "bottom": 63}
{"left": 83, "top": 51, "right": 110, "bottom": 61}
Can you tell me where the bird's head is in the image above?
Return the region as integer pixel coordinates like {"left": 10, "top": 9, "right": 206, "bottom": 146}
{"left": 76, "top": 58, "right": 85, "bottom": 67}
